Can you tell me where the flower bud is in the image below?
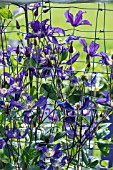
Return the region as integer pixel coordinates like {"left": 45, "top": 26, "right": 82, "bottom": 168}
{"left": 16, "top": 20, "right": 20, "bottom": 30}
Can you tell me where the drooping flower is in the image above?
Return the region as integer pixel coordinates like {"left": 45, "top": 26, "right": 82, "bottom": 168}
{"left": 65, "top": 10, "right": 91, "bottom": 27}
{"left": 79, "top": 38, "right": 100, "bottom": 57}
{"left": 99, "top": 52, "right": 111, "bottom": 66}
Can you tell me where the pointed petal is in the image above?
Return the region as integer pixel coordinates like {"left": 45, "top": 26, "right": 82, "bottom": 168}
{"left": 96, "top": 98, "right": 107, "bottom": 103}
{"left": 79, "top": 38, "right": 88, "bottom": 53}
{"left": 53, "top": 143, "right": 61, "bottom": 150}
{"left": 80, "top": 96, "right": 89, "bottom": 110}
{"left": 58, "top": 100, "right": 74, "bottom": 111}
{"left": 89, "top": 41, "right": 100, "bottom": 57}
{"left": 74, "top": 10, "right": 84, "bottom": 26}
{"left": 53, "top": 27, "right": 65, "bottom": 35}
{"left": 64, "top": 9, "right": 73, "bottom": 25}
{"left": 66, "top": 52, "right": 80, "bottom": 65}
{"left": 35, "top": 96, "right": 47, "bottom": 107}
{"left": 80, "top": 20, "right": 92, "bottom": 26}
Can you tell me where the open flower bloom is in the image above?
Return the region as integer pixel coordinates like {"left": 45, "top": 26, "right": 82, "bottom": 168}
{"left": 5, "top": 124, "right": 30, "bottom": 139}
{"left": 36, "top": 143, "right": 62, "bottom": 159}
{"left": 25, "top": 19, "right": 65, "bottom": 44}
{"left": 65, "top": 10, "right": 91, "bottom": 27}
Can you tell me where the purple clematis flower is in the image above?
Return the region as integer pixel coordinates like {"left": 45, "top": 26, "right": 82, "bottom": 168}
{"left": 79, "top": 38, "right": 100, "bottom": 57}
{"left": 99, "top": 52, "right": 111, "bottom": 66}
{"left": 5, "top": 124, "right": 30, "bottom": 139}
{"left": 65, "top": 10, "right": 91, "bottom": 27}
{"left": 25, "top": 19, "right": 65, "bottom": 44}
{"left": 36, "top": 143, "right": 62, "bottom": 159}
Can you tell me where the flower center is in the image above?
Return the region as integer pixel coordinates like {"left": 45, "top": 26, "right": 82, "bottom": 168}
{"left": 26, "top": 102, "right": 34, "bottom": 110}
{"left": 74, "top": 102, "right": 80, "bottom": 110}
{"left": 55, "top": 164, "right": 62, "bottom": 170}
{"left": 13, "top": 82, "right": 19, "bottom": 87}
{"left": 0, "top": 88, "right": 7, "bottom": 94}
{"left": 45, "top": 150, "right": 55, "bottom": 157}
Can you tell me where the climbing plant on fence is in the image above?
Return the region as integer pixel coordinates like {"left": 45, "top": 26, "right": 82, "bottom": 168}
{"left": 0, "top": 1, "right": 113, "bottom": 170}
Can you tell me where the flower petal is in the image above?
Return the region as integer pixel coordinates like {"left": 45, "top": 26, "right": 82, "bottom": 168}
{"left": 35, "top": 96, "right": 47, "bottom": 107}
{"left": 58, "top": 100, "right": 74, "bottom": 111}
{"left": 64, "top": 9, "right": 73, "bottom": 25}
{"left": 89, "top": 41, "right": 100, "bottom": 57}
{"left": 79, "top": 38, "right": 88, "bottom": 53}
{"left": 80, "top": 96, "right": 89, "bottom": 110}
{"left": 66, "top": 52, "right": 80, "bottom": 65}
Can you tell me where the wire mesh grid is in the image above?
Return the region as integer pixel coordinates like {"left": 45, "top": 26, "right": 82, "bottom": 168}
{"left": 0, "top": 1, "right": 113, "bottom": 170}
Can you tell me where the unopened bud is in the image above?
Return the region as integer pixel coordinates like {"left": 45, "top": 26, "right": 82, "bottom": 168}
{"left": 34, "top": 8, "right": 38, "bottom": 17}
{"left": 16, "top": 45, "right": 19, "bottom": 55}
{"left": 69, "top": 43, "right": 73, "bottom": 53}
{"left": 16, "top": 20, "right": 20, "bottom": 30}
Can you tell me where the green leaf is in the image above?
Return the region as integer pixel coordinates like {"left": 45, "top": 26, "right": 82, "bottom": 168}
{"left": 54, "top": 131, "right": 66, "bottom": 141}
{"left": 30, "top": 57, "right": 36, "bottom": 67}
{"left": 28, "top": 165, "right": 40, "bottom": 170}
{"left": 10, "top": 56, "right": 17, "bottom": 69}
{"left": 4, "top": 163, "right": 14, "bottom": 170}
{"left": 40, "top": 83, "right": 58, "bottom": 101}
{"left": 4, "top": 145, "right": 17, "bottom": 157}
{"left": 89, "top": 156, "right": 99, "bottom": 168}
{"left": 59, "top": 51, "right": 68, "bottom": 63}
{"left": 81, "top": 149, "right": 89, "bottom": 166}
{"left": 30, "top": 86, "right": 37, "bottom": 98}
{"left": 0, "top": 7, "right": 12, "bottom": 19}
{"left": 97, "top": 141, "right": 110, "bottom": 157}
{"left": 96, "top": 127, "right": 110, "bottom": 140}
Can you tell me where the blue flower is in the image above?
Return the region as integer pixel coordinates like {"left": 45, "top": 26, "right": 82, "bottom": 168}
{"left": 79, "top": 38, "right": 100, "bottom": 57}
{"left": 65, "top": 10, "right": 91, "bottom": 27}
{"left": 99, "top": 52, "right": 111, "bottom": 66}
{"left": 5, "top": 124, "right": 30, "bottom": 139}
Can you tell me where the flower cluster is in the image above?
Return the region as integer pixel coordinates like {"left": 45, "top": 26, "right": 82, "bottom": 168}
{"left": 0, "top": 3, "right": 112, "bottom": 170}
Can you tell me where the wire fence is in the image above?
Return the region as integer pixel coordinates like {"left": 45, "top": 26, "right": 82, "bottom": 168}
{"left": 0, "top": 1, "right": 113, "bottom": 169}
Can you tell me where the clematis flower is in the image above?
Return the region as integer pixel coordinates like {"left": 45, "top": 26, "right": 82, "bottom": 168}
{"left": 79, "top": 38, "right": 100, "bottom": 57}
{"left": 5, "top": 124, "right": 30, "bottom": 139}
{"left": 99, "top": 52, "right": 111, "bottom": 66}
{"left": 25, "top": 19, "right": 65, "bottom": 44}
{"left": 65, "top": 10, "right": 91, "bottom": 27}
{"left": 36, "top": 143, "right": 62, "bottom": 159}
